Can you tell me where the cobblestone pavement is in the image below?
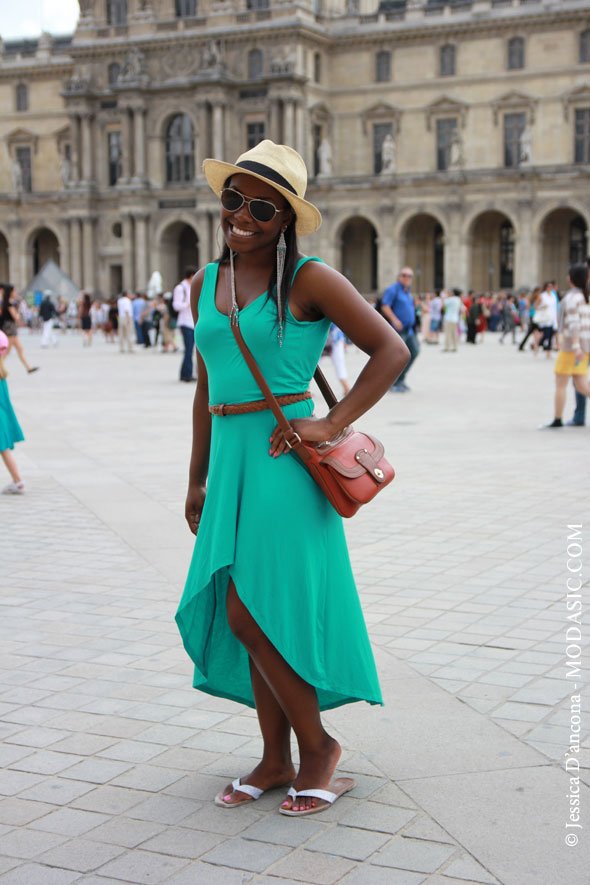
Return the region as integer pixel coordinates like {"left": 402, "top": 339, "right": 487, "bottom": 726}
{"left": 0, "top": 328, "right": 588, "bottom": 885}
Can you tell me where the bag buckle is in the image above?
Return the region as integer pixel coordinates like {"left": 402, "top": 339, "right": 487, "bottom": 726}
{"left": 284, "top": 431, "right": 302, "bottom": 450}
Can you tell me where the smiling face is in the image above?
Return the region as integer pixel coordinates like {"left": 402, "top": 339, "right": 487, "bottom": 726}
{"left": 221, "top": 173, "right": 293, "bottom": 253}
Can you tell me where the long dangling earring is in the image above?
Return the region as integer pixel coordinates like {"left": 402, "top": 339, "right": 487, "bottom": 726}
{"left": 276, "top": 229, "right": 287, "bottom": 347}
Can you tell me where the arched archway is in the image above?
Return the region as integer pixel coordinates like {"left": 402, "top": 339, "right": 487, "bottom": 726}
{"left": 402, "top": 214, "right": 445, "bottom": 292}
{"left": 0, "top": 232, "right": 9, "bottom": 283}
{"left": 470, "top": 211, "right": 514, "bottom": 291}
{"left": 159, "top": 222, "right": 199, "bottom": 290}
{"left": 30, "top": 228, "right": 60, "bottom": 276}
{"left": 340, "top": 217, "right": 377, "bottom": 295}
{"left": 540, "top": 209, "right": 588, "bottom": 290}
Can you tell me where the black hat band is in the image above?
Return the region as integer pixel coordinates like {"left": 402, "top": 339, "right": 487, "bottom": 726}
{"left": 236, "top": 161, "right": 298, "bottom": 196}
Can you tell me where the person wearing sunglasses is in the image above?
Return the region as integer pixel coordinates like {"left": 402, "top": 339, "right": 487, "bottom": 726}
{"left": 175, "top": 140, "right": 409, "bottom": 818}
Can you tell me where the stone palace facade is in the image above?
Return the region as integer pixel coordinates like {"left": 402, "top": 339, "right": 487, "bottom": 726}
{"left": 0, "top": 0, "right": 589, "bottom": 297}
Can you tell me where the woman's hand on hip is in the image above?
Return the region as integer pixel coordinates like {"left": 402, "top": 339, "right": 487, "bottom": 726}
{"left": 185, "top": 483, "right": 206, "bottom": 535}
{"left": 269, "top": 416, "right": 339, "bottom": 458}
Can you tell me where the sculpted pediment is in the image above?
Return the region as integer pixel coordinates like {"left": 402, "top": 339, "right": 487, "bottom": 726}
{"left": 425, "top": 95, "right": 468, "bottom": 130}
{"left": 492, "top": 90, "right": 537, "bottom": 124}
{"left": 5, "top": 127, "right": 39, "bottom": 152}
{"left": 361, "top": 103, "right": 401, "bottom": 135}
{"left": 562, "top": 84, "right": 590, "bottom": 120}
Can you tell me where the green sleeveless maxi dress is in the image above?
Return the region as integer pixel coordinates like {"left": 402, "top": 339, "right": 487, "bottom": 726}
{"left": 175, "top": 258, "right": 383, "bottom": 711}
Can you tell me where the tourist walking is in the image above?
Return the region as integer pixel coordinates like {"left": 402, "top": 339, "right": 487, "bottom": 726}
{"left": 79, "top": 292, "right": 93, "bottom": 346}
{"left": 324, "top": 324, "right": 350, "bottom": 395}
{"left": 117, "top": 291, "right": 134, "bottom": 353}
{"left": 0, "top": 330, "right": 25, "bottom": 495}
{"left": 132, "top": 292, "right": 145, "bottom": 344}
{"left": 518, "top": 286, "right": 541, "bottom": 351}
{"left": 443, "top": 288, "right": 462, "bottom": 351}
{"left": 0, "top": 285, "right": 38, "bottom": 373}
{"left": 173, "top": 267, "right": 197, "bottom": 382}
{"left": 175, "top": 140, "right": 409, "bottom": 816}
{"left": 499, "top": 294, "right": 518, "bottom": 344}
{"left": 533, "top": 283, "right": 556, "bottom": 356}
{"left": 161, "top": 293, "right": 178, "bottom": 353}
{"left": 39, "top": 294, "right": 57, "bottom": 347}
{"left": 540, "top": 263, "right": 590, "bottom": 428}
{"left": 380, "top": 266, "right": 418, "bottom": 391}
{"left": 427, "top": 290, "right": 442, "bottom": 344}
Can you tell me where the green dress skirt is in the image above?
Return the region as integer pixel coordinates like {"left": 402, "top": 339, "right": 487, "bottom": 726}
{"left": 175, "top": 258, "right": 383, "bottom": 711}
{"left": 0, "top": 379, "right": 24, "bottom": 451}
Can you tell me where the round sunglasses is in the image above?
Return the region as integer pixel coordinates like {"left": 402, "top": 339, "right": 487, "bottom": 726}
{"left": 220, "top": 187, "right": 284, "bottom": 223}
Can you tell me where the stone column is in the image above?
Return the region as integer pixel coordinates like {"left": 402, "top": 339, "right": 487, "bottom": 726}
{"left": 120, "top": 108, "right": 132, "bottom": 183}
{"left": 60, "top": 221, "right": 71, "bottom": 280}
{"left": 295, "top": 102, "right": 305, "bottom": 159}
{"left": 122, "top": 214, "right": 134, "bottom": 291}
{"left": 82, "top": 217, "right": 95, "bottom": 292}
{"left": 134, "top": 212, "right": 149, "bottom": 292}
{"left": 378, "top": 208, "right": 397, "bottom": 290}
{"left": 283, "top": 100, "right": 295, "bottom": 147}
{"left": 69, "top": 115, "right": 81, "bottom": 184}
{"left": 212, "top": 103, "right": 224, "bottom": 161}
{"left": 268, "top": 99, "right": 280, "bottom": 143}
{"left": 80, "top": 113, "right": 94, "bottom": 183}
{"left": 132, "top": 104, "right": 146, "bottom": 183}
{"left": 70, "top": 217, "right": 82, "bottom": 289}
{"left": 515, "top": 199, "right": 534, "bottom": 289}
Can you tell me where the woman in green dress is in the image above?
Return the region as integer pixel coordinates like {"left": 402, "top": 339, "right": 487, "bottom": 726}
{"left": 175, "top": 141, "right": 409, "bottom": 816}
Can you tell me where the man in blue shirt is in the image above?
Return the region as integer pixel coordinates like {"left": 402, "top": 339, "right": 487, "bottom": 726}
{"left": 381, "top": 267, "right": 419, "bottom": 392}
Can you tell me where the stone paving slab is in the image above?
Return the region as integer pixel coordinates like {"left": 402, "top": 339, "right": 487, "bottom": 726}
{"left": 0, "top": 332, "right": 588, "bottom": 884}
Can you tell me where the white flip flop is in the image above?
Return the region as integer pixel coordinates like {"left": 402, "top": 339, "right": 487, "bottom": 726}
{"left": 214, "top": 777, "right": 264, "bottom": 808}
{"left": 279, "top": 777, "right": 355, "bottom": 816}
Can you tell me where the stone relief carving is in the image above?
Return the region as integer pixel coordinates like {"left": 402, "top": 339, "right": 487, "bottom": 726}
{"left": 317, "top": 138, "right": 333, "bottom": 177}
{"left": 162, "top": 45, "right": 198, "bottom": 78}
{"left": 270, "top": 46, "right": 294, "bottom": 74}
{"left": 519, "top": 124, "right": 533, "bottom": 166}
{"left": 381, "top": 133, "right": 396, "bottom": 174}
{"left": 119, "top": 47, "right": 150, "bottom": 85}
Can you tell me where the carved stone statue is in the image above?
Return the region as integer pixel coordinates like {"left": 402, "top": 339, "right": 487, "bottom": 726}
{"left": 147, "top": 271, "right": 163, "bottom": 299}
{"left": 59, "top": 154, "right": 71, "bottom": 188}
{"left": 380, "top": 133, "right": 396, "bottom": 174}
{"left": 317, "top": 138, "right": 333, "bottom": 177}
{"left": 120, "top": 47, "right": 147, "bottom": 83}
{"left": 270, "top": 46, "right": 294, "bottom": 74}
{"left": 78, "top": 0, "right": 94, "bottom": 15}
{"left": 519, "top": 124, "right": 533, "bottom": 166}
{"left": 11, "top": 159, "right": 23, "bottom": 193}
{"left": 203, "top": 39, "right": 222, "bottom": 69}
{"left": 449, "top": 130, "right": 464, "bottom": 170}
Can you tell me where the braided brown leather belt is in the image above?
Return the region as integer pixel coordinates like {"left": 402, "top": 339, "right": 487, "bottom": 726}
{"left": 209, "top": 391, "right": 312, "bottom": 416}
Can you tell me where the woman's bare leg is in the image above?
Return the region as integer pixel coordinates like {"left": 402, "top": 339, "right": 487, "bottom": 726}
{"left": 554, "top": 374, "right": 569, "bottom": 419}
{"left": 226, "top": 580, "right": 341, "bottom": 812}
{"left": 10, "top": 337, "right": 32, "bottom": 372}
{"left": 1, "top": 450, "right": 21, "bottom": 484}
{"left": 573, "top": 374, "right": 590, "bottom": 398}
{"left": 219, "top": 656, "right": 295, "bottom": 805}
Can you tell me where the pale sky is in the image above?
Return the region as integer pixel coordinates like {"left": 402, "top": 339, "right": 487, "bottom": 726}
{"left": 1, "top": 0, "right": 79, "bottom": 40}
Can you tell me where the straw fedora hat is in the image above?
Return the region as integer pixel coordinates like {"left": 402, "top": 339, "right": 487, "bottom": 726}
{"left": 202, "top": 140, "right": 322, "bottom": 236}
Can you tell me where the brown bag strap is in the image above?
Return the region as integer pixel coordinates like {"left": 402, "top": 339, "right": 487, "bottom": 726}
{"left": 229, "top": 320, "right": 338, "bottom": 459}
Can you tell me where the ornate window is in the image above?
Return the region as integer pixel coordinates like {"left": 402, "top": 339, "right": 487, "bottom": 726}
{"left": 247, "top": 0, "right": 269, "bottom": 7}
{"left": 247, "top": 121, "right": 265, "bottom": 149}
{"left": 373, "top": 123, "right": 393, "bottom": 174}
{"left": 248, "top": 49, "right": 263, "bottom": 80}
{"left": 580, "top": 30, "right": 590, "bottom": 63}
{"left": 176, "top": 0, "right": 197, "bottom": 15}
{"left": 574, "top": 108, "right": 590, "bottom": 164}
{"left": 507, "top": 37, "right": 524, "bottom": 71}
{"left": 570, "top": 218, "right": 587, "bottom": 265}
{"left": 165, "top": 114, "right": 194, "bottom": 183}
{"left": 436, "top": 118, "right": 457, "bottom": 171}
{"left": 16, "top": 84, "right": 28, "bottom": 112}
{"left": 376, "top": 51, "right": 391, "bottom": 83}
{"left": 107, "top": 0, "right": 127, "bottom": 25}
{"left": 440, "top": 44, "right": 456, "bottom": 77}
{"left": 500, "top": 221, "right": 514, "bottom": 288}
{"left": 108, "top": 63, "right": 121, "bottom": 87}
{"left": 16, "top": 147, "right": 32, "bottom": 193}
{"left": 108, "top": 131, "right": 122, "bottom": 186}
{"left": 504, "top": 112, "right": 525, "bottom": 167}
